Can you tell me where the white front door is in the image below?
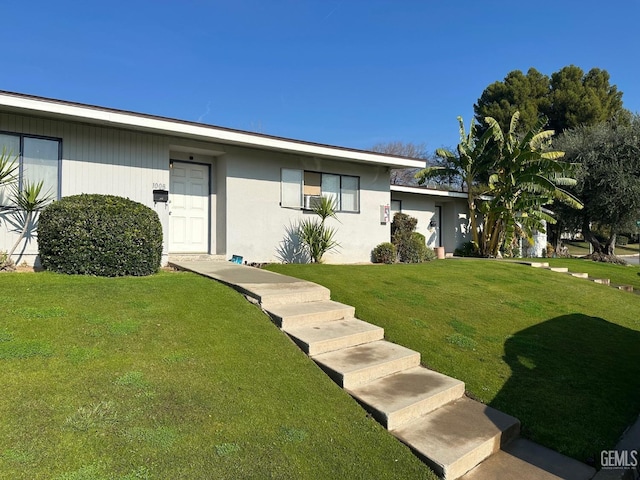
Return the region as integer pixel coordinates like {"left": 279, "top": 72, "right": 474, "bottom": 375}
{"left": 169, "top": 161, "right": 210, "bottom": 253}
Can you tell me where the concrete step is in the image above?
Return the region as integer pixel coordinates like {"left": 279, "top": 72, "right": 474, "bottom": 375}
{"left": 265, "top": 300, "right": 355, "bottom": 329}
{"left": 285, "top": 318, "right": 384, "bottom": 356}
{"left": 168, "top": 254, "right": 227, "bottom": 262}
{"left": 527, "top": 262, "right": 549, "bottom": 268}
{"left": 348, "top": 366, "right": 465, "bottom": 430}
{"left": 256, "top": 284, "right": 331, "bottom": 309}
{"left": 393, "top": 396, "right": 520, "bottom": 480}
{"left": 571, "top": 272, "right": 589, "bottom": 279}
{"left": 549, "top": 267, "right": 569, "bottom": 273}
{"left": 459, "top": 438, "right": 595, "bottom": 480}
{"left": 593, "top": 278, "right": 611, "bottom": 285}
{"left": 618, "top": 285, "right": 634, "bottom": 292}
{"left": 313, "top": 340, "right": 421, "bottom": 389}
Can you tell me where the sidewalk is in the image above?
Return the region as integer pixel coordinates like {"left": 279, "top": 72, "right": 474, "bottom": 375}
{"left": 169, "top": 260, "right": 331, "bottom": 309}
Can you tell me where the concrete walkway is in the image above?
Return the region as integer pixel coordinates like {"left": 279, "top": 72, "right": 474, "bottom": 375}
{"left": 171, "top": 260, "right": 596, "bottom": 480}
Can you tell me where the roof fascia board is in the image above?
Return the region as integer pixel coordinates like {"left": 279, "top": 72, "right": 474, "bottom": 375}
{"left": 391, "top": 185, "right": 468, "bottom": 199}
{"left": 0, "top": 92, "right": 425, "bottom": 169}
{"left": 391, "top": 185, "right": 492, "bottom": 201}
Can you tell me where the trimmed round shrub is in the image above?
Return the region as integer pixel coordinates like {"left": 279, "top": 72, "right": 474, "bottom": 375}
{"left": 404, "top": 232, "right": 435, "bottom": 263}
{"left": 38, "top": 194, "right": 162, "bottom": 276}
{"left": 372, "top": 242, "right": 397, "bottom": 264}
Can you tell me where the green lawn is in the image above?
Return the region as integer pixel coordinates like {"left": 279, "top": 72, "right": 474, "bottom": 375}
{"left": 266, "top": 260, "right": 640, "bottom": 464}
{"left": 0, "top": 271, "right": 436, "bottom": 480}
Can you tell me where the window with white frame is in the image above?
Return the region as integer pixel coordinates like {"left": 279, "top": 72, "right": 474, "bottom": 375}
{"left": 281, "top": 168, "right": 360, "bottom": 213}
{"left": 0, "top": 132, "right": 61, "bottom": 205}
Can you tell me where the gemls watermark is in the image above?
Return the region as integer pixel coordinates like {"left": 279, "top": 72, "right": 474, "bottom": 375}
{"left": 600, "top": 449, "right": 639, "bottom": 469}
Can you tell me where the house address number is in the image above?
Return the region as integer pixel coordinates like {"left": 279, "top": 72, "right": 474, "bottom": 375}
{"left": 153, "top": 183, "right": 167, "bottom": 190}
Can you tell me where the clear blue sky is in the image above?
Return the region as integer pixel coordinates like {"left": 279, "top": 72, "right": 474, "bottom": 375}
{"left": 2, "top": 1, "right": 639, "bottom": 153}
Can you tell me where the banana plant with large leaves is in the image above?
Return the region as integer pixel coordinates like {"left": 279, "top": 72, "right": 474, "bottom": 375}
{"left": 415, "top": 116, "right": 499, "bottom": 254}
{"left": 417, "top": 112, "right": 582, "bottom": 257}
{"left": 482, "top": 112, "right": 583, "bottom": 256}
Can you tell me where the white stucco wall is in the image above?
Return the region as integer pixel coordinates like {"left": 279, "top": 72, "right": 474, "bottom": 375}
{"left": 389, "top": 192, "right": 440, "bottom": 248}
{"left": 223, "top": 148, "right": 392, "bottom": 264}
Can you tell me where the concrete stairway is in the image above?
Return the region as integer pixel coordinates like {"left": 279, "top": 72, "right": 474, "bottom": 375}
{"left": 261, "top": 292, "right": 595, "bottom": 480}
{"left": 525, "top": 261, "right": 633, "bottom": 292}
{"left": 170, "top": 261, "right": 595, "bottom": 479}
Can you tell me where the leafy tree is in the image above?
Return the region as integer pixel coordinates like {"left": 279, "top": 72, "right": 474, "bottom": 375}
{"left": 370, "top": 141, "right": 429, "bottom": 186}
{"left": 475, "top": 65, "right": 626, "bottom": 248}
{"left": 474, "top": 65, "right": 626, "bottom": 137}
{"left": 554, "top": 115, "right": 640, "bottom": 256}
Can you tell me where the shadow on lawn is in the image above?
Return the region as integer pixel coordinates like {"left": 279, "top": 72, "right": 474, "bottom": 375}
{"left": 490, "top": 314, "right": 640, "bottom": 466}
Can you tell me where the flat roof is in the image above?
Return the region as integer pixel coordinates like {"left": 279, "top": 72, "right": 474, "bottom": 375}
{"left": 0, "top": 90, "right": 425, "bottom": 169}
{"left": 391, "top": 185, "right": 468, "bottom": 199}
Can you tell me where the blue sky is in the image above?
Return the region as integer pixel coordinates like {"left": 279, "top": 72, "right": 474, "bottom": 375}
{"left": 2, "top": 1, "right": 639, "bottom": 153}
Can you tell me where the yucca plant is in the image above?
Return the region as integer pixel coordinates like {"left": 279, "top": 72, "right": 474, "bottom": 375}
{"left": 0, "top": 147, "right": 18, "bottom": 188}
{"left": 6, "top": 179, "right": 53, "bottom": 260}
{"left": 297, "top": 196, "right": 340, "bottom": 263}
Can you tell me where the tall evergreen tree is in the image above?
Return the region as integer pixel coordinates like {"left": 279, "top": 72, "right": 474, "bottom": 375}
{"left": 474, "top": 65, "right": 626, "bottom": 137}
{"left": 474, "top": 68, "right": 550, "bottom": 137}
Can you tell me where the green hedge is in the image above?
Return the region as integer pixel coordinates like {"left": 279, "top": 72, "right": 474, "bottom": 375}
{"left": 38, "top": 194, "right": 162, "bottom": 276}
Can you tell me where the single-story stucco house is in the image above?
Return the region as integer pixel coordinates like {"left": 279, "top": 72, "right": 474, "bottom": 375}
{"left": 1, "top": 90, "right": 444, "bottom": 266}
{"left": 0, "top": 91, "right": 480, "bottom": 266}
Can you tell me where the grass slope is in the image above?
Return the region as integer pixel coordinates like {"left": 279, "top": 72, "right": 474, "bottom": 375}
{"left": 0, "top": 271, "right": 436, "bottom": 480}
{"left": 266, "top": 260, "right": 640, "bottom": 464}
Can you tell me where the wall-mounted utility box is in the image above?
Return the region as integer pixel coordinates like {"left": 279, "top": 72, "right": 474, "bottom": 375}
{"left": 380, "top": 204, "right": 390, "bottom": 224}
{"left": 153, "top": 189, "right": 169, "bottom": 203}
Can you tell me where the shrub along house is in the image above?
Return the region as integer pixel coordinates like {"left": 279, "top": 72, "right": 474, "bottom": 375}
{"left": 390, "top": 185, "right": 470, "bottom": 253}
{"left": 0, "top": 91, "right": 425, "bottom": 266}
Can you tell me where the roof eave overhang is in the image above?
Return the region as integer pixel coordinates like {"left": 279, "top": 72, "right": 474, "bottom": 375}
{"left": 0, "top": 91, "right": 425, "bottom": 169}
{"left": 391, "top": 185, "right": 469, "bottom": 199}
